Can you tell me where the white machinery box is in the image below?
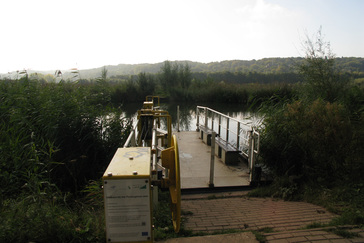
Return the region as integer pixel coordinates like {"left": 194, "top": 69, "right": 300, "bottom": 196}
{"left": 103, "top": 147, "right": 152, "bottom": 243}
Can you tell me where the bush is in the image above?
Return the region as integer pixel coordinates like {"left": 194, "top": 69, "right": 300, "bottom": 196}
{"left": 259, "top": 99, "right": 357, "bottom": 186}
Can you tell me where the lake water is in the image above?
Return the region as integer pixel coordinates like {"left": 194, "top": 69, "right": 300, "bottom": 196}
{"left": 122, "top": 102, "right": 262, "bottom": 132}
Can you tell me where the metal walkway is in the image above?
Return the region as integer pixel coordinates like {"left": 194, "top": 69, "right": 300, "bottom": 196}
{"left": 176, "top": 131, "right": 251, "bottom": 189}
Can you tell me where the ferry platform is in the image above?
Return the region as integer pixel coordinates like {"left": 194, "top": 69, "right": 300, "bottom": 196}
{"left": 175, "top": 131, "right": 251, "bottom": 189}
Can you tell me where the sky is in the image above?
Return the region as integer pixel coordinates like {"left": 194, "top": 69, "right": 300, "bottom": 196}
{"left": 1, "top": 0, "right": 363, "bottom": 73}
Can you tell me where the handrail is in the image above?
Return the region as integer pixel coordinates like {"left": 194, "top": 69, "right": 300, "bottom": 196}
{"left": 124, "top": 120, "right": 139, "bottom": 147}
{"left": 196, "top": 105, "right": 260, "bottom": 181}
{"left": 196, "top": 106, "right": 253, "bottom": 149}
{"left": 196, "top": 106, "right": 252, "bottom": 128}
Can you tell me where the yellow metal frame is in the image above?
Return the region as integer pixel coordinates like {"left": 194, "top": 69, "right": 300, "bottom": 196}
{"left": 145, "top": 95, "right": 160, "bottom": 107}
{"left": 137, "top": 110, "right": 172, "bottom": 147}
{"left": 161, "top": 135, "right": 181, "bottom": 233}
{"left": 104, "top": 96, "right": 181, "bottom": 240}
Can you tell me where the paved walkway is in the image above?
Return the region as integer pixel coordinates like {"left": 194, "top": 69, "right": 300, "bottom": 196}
{"left": 159, "top": 192, "right": 364, "bottom": 242}
{"left": 181, "top": 192, "right": 335, "bottom": 233}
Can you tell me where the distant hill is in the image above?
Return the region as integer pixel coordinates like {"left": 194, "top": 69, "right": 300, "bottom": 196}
{"left": 2, "top": 57, "right": 363, "bottom": 80}
{"left": 79, "top": 57, "right": 364, "bottom": 79}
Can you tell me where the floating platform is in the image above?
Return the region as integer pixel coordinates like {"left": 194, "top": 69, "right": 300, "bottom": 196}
{"left": 175, "top": 131, "right": 251, "bottom": 189}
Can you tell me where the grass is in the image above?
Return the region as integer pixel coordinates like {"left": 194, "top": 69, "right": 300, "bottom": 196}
{"left": 251, "top": 227, "right": 274, "bottom": 243}
{"left": 326, "top": 227, "right": 360, "bottom": 239}
{"left": 303, "top": 222, "right": 361, "bottom": 239}
{"left": 152, "top": 191, "right": 195, "bottom": 241}
{"left": 304, "top": 222, "right": 326, "bottom": 229}
{"left": 304, "top": 222, "right": 362, "bottom": 239}
{"left": 246, "top": 185, "right": 274, "bottom": 198}
{"left": 207, "top": 194, "right": 218, "bottom": 200}
{"left": 0, "top": 195, "right": 106, "bottom": 242}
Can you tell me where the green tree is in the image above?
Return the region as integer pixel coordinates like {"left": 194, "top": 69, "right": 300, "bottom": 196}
{"left": 259, "top": 27, "right": 364, "bottom": 191}
{"left": 99, "top": 66, "right": 108, "bottom": 83}
{"left": 298, "top": 27, "right": 348, "bottom": 102}
{"left": 171, "top": 62, "right": 179, "bottom": 87}
{"left": 159, "top": 61, "right": 173, "bottom": 93}
{"left": 179, "top": 62, "right": 192, "bottom": 89}
{"left": 137, "top": 72, "right": 155, "bottom": 97}
{"left": 159, "top": 61, "right": 192, "bottom": 95}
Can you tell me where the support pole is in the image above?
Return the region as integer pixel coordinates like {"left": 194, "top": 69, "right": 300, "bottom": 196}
{"left": 226, "top": 117, "right": 230, "bottom": 143}
{"left": 236, "top": 122, "right": 240, "bottom": 151}
{"left": 177, "top": 105, "right": 180, "bottom": 132}
{"left": 131, "top": 131, "right": 135, "bottom": 147}
{"left": 152, "top": 120, "right": 158, "bottom": 207}
{"left": 248, "top": 130, "right": 253, "bottom": 181}
{"left": 250, "top": 131, "right": 256, "bottom": 170}
{"left": 209, "top": 132, "right": 216, "bottom": 188}
{"left": 211, "top": 112, "right": 214, "bottom": 131}
{"left": 196, "top": 107, "right": 200, "bottom": 131}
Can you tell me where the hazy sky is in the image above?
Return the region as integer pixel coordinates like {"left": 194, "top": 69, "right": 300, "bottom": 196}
{"left": 1, "top": 0, "right": 363, "bottom": 73}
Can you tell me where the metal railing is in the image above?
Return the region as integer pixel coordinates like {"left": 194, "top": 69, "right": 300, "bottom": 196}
{"left": 196, "top": 106, "right": 260, "bottom": 180}
{"left": 124, "top": 121, "right": 139, "bottom": 148}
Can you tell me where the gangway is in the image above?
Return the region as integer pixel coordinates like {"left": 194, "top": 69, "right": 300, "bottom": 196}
{"left": 121, "top": 103, "right": 261, "bottom": 190}
{"left": 175, "top": 106, "right": 260, "bottom": 189}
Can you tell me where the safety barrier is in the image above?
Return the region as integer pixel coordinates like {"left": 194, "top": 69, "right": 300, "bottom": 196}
{"left": 196, "top": 106, "right": 260, "bottom": 181}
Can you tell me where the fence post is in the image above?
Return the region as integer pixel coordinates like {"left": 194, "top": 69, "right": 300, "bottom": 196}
{"left": 196, "top": 107, "right": 200, "bottom": 131}
{"left": 209, "top": 131, "right": 216, "bottom": 188}
{"left": 218, "top": 115, "right": 221, "bottom": 136}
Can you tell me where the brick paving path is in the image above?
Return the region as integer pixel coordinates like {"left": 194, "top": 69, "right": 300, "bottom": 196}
{"left": 179, "top": 192, "right": 364, "bottom": 242}
{"left": 182, "top": 194, "right": 335, "bottom": 233}
{"left": 264, "top": 227, "right": 364, "bottom": 243}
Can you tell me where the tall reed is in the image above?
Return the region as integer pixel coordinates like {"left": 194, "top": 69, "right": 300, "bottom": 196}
{"left": 0, "top": 78, "right": 131, "bottom": 197}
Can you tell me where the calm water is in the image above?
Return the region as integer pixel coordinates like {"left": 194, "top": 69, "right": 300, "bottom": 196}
{"left": 121, "top": 102, "right": 262, "bottom": 132}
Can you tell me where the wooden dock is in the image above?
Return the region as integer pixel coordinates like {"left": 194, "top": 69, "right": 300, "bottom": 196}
{"left": 175, "top": 131, "right": 251, "bottom": 189}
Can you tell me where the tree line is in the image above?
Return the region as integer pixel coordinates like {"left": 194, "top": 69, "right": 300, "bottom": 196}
{"left": 3, "top": 57, "right": 363, "bottom": 81}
